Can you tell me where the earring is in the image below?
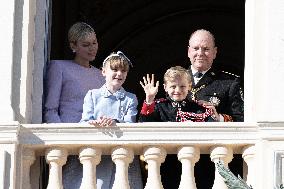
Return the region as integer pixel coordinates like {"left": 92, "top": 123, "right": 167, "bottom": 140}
{"left": 72, "top": 49, "right": 76, "bottom": 53}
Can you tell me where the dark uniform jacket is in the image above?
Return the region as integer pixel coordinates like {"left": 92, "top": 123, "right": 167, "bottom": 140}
{"left": 188, "top": 67, "right": 244, "bottom": 121}
{"left": 139, "top": 97, "right": 216, "bottom": 122}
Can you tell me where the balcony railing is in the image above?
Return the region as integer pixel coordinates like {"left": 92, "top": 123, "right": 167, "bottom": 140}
{"left": 1, "top": 121, "right": 284, "bottom": 189}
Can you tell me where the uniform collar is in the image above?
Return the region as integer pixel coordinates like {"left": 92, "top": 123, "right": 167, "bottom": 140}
{"left": 190, "top": 65, "right": 210, "bottom": 77}
{"left": 167, "top": 97, "right": 188, "bottom": 108}
{"left": 101, "top": 85, "right": 126, "bottom": 100}
{"left": 190, "top": 67, "right": 217, "bottom": 88}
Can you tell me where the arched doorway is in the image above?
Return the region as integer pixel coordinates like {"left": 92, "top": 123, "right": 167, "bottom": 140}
{"left": 51, "top": 0, "right": 244, "bottom": 106}
{"left": 50, "top": 0, "right": 245, "bottom": 188}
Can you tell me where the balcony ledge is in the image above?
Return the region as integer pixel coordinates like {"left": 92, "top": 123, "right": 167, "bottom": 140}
{"left": 16, "top": 122, "right": 258, "bottom": 154}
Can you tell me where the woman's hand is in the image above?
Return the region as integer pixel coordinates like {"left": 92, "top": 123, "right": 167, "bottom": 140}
{"left": 88, "top": 116, "right": 115, "bottom": 127}
{"left": 197, "top": 100, "right": 220, "bottom": 121}
{"left": 140, "top": 74, "right": 159, "bottom": 104}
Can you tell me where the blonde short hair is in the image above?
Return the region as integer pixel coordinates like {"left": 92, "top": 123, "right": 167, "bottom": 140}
{"left": 164, "top": 66, "right": 192, "bottom": 84}
{"left": 68, "top": 22, "right": 95, "bottom": 44}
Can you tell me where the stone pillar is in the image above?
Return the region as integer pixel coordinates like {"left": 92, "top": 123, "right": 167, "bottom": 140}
{"left": 210, "top": 146, "right": 233, "bottom": 189}
{"left": 178, "top": 146, "right": 200, "bottom": 189}
{"left": 242, "top": 145, "right": 256, "bottom": 188}
{"left": 79, "top": 147, "right": 102, "bottom": 189}
{"left": 111, "top": 147, "right": 134, "bottom": 189}
{"left": 21, "top": 148, "right": 35, "bottom": 189}
{"left": 143, "top": 146, "right": 166, "bottom": 189}
{"left": 45, "top": 148, "right": 67, "bottom": 189}
{"left": 0, "top": 1, "right": 15, "bottom": 121}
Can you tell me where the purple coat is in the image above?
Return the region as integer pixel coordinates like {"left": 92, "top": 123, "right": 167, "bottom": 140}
{"left": 44, "top": 60, "right": 105, "bottom": 123}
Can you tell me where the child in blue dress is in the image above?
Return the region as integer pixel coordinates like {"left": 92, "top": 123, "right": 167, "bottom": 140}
{"left": 80, "top": 51, "right": 143, "bottom": 189}
{"left": 81, "top": 51, "right": 137, "bottom": 125}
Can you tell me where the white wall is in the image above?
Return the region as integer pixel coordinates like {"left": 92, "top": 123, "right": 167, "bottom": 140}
{"left": 0, "top": 0, "right": 41, "bottom": 124}
{"left": 247, "top": 0, "right": 284, "bottom": 122}
{"left": 261, "top": 0, "right": 284, "bottom": 121}
{"left": 0, "top": 1, "right": 15, "bottom": 122}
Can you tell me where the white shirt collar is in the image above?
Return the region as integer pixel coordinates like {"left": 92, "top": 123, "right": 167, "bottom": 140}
{"left": 191, "top": 66, "right": 211, "bottom": 84}
{"left": 191, "top": 65, "right": 210, "bottom": 76}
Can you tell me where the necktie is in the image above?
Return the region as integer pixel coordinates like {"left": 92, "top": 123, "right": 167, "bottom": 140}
{"left": 193, "top": 72, "right": 203, "bottom": 85}
{"left": 195, "top": 72, "right": 203, "bottom": 78}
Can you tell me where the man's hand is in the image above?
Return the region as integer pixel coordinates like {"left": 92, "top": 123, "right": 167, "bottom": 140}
{"left": 197, "top": 100, "right": 220, "bottom": 121}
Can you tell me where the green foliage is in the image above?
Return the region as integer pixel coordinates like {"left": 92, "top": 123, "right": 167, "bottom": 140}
{"left": 216, "top": 161, "right": 252, "bottom": 189}
{"left": 216, "top": 161, "right": 284, "bottom": 189}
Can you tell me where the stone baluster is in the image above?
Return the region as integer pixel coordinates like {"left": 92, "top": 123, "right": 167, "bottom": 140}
{"left": 111, "top": 147, "right": 134, "bottom": 189}
{"left": 45, "top": 148, "right": 68, "bottom": 189}
{"left": 242, "top": 145, "right": 256, "bottom": 188}
{"left": 210, "top": 146, "right": 233, "bottom": 189}
{"left": 143, "top": 146, "right": 166, "bottom": 189}
{"left": 21, "top": 148, "right": 35, "bottom": 189}
{"left": 178, "top": 146, "right": 200, "bottom": 189}
{"left": 79, "top": 147, "right": 102, "bottom": 189}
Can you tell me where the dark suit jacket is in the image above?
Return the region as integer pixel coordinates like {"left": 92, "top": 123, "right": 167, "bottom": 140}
{"left": 188, "top": 67, "right": 244, "bottom": 121}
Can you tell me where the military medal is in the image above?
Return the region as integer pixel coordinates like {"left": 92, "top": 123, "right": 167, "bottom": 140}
{"left": 209, "top": 93, "right": 220, "bottom": 106}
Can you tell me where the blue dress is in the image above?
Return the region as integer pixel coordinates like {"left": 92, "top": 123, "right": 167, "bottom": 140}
{"left": 81, "top": 85, "right": 138, "bottom": 123}
{"left": 62, "top": 85, "right": 143, "bottom": 189}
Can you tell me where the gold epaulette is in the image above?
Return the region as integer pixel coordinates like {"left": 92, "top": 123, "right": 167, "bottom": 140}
{"left": 221, "top": 71, "right": 240, "bottom": 78}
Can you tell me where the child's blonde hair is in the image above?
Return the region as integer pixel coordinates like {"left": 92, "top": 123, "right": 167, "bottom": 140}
{"left": 102, "top": 51, "right": 132, "bottom": 72}
{"left": 164, "top": 66, "right": 192, "bottom": 84}
{"left": 68, "top": 22, "right": 95, "bottom": 44}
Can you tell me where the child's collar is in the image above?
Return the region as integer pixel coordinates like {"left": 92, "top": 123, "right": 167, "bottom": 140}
{"left": 101, "top": 85, "right": 126, "bottom": 99}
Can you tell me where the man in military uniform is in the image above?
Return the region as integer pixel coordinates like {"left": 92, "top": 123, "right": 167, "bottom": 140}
{"left": 187, "top": 29, "right": 244, "bottom": 122}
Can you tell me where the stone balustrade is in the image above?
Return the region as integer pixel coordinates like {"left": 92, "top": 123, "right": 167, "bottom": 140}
{"left": 79, "top": 147, "right": 102, "bottom": 189}
{"left": 1, "top": 122, "right": 284, "bottom": 188}
{"left": 177, "top": 146, "right": 200, "bottom": 189}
